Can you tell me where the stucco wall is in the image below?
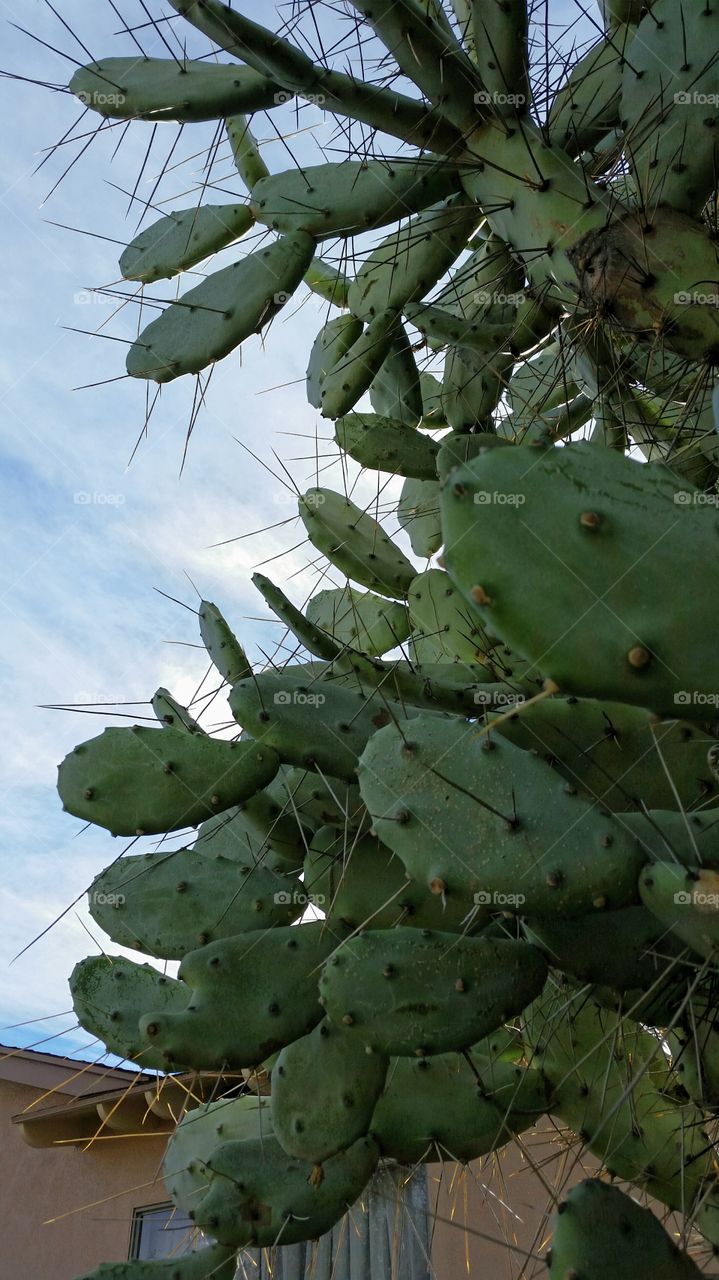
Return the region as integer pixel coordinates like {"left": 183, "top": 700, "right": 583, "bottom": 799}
{"left": 2, "top": 1077, "right": 171, "bottom": 1280}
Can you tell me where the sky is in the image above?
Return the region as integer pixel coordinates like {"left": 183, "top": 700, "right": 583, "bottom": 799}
{"left": 0, "top": 0, "right": 592, "bottom": 1066}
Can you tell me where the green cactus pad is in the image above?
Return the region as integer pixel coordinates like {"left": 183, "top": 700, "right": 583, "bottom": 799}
{"left": 620, "top": 0, "right": 719, "bottom": 213}
{"left": 442, "top": 441, "right": 719, "bottom": 716}
{"left": 298, "top": 488, "right": 415, "bottom": 599}
{"left": 525, "top": 906, "right": 686, "bottom": 997}
{"left": 397, "top": 478, "right": 442, "bottom": 558}
{"left": 193, "top": 783, "right": 308, "bottom": 873}
{"left": 251, "top": 573, "right": 340, "bottom": 662}
{"left": 70, "top": 58, "right": 281, "bottom": 122}
{"left": 319, "top": 309, "right": 401, "bottom": 419}
{"left": 304, "top": 257, "right": 350, "bottom": 308}
{"left": 371, "top": 1050, "right": 546, "bottom": 1165}
{"left": 126, "top": 232, "right": 316, "bottom": 382}
{"left": 70, "top": 955, "right": 187, "bottom": 1070}
{"left": 225, "top": 113, "right": 269, "bottom": 190}
{"left": 283, "top": 768, "right": 368, "bottom": 832}
{"left": 193, "top": 1132, "right": 378, "bottom": 1247}
{"left": 334, "top": 413, "right": 439, "bottom": 479}
{"left": 163, "top": 1095, "right": 273, "bottom": 1216}
{"left": 198, "top": 601, "right": 251, "bottom": 686}
{"left": 251, "top": 158, "right": 459, "bottom": 236}
{"left": 120, "top": 204, "right": 253, "bottom": 284}
{"left": 87, "top": 848, "right": 303, "bottom": 959}
{"left": 318, "top": 928, "right": 547, "bottom": 1055}
{"left": 58, "top": 726, "right": 279, "bottom": 836}
{"left": 524, "top": 985, "right": 716, "bottom": 1215}
{"left": 272, "top": 1019, "right": 388, "bottom": 1162}
{"left": 230, "top": 669, "right": 413, "bottom": 780}
{"left": 306, "top": 315, "right": 363, "bottom": 410}
{"left": 304, "top": 825, "right": 484, "bottom": 933}
{"left": 139, "top": 922, "right": 346, "bottom": 1070}
{"left": 441, "top": 345, "right": 507, "bottom": 429}
{"left": 639, "top": 863, "right": 719, "bottom": 959}
{"left": 152, "top": 688, "right": 205, "bottom": 735}
{"left": 369, "top": 329, "right": 423, "bottom": 425}
{"left": 548, "top": 1179, "right": 702, "bottom": 1279}
{"left": 348, "top": 197, "right": 480, "bottom": 322}
{"left": 548, "top": 29, "right": 628, "bottom": 155}
{"left": 408, "top": 569, "right": 493, "bottom": 665}
{"left": 304, "top": 586, "right": 411, "bottom": 657}
{"left": 496, "top": 697, "right": 717, "bottom": 812}
{"left": 74, "top": 1244, "right": 240, "bottom": 1280}
{"left": 358, "top": 715, "right": 644, "bottom": 915}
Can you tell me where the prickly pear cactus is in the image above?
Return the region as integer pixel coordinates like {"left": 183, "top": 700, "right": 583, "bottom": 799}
{"left": 22, "top": 0, "right": 719, "bottom": 1274}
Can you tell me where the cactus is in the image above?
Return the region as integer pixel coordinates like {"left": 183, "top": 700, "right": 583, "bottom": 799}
{"left": 23, "top": 0, "right": 719, "bottom": 1272}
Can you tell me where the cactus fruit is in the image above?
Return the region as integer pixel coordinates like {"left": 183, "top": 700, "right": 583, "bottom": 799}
{"left": 138, "top": 922, "right": 347, "bottom": 1070}
{"left": 547, "top": 1179, "right": 702, "bottom": 1279}
{"left": 271, "top": 1019, "right": 388, "bottom": 1162}
{"left": 318, "top": 928, "right": 547, "bottom": 1055}
{"left": 87, "top": 848, "right": 303, "bottom": 959}
{"left": 57, "top": 726, "right": 278, "bottom": 836}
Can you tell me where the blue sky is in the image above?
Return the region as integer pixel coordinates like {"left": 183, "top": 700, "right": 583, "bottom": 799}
{"left": 0, "top": 0, "right": 591, "bottom": 1064}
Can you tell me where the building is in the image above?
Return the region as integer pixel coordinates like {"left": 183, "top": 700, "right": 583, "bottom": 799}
{"left": 5, "top": 1040, "right": 702, "bottom": 1279}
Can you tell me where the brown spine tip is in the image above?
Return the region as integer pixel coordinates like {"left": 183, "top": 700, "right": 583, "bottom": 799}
{"left": 470, "top": 585, "right": 492, "bottom": 606}
{"left": 430, "top": 877, "right": 446, "bottom": 896}
{"left": 579, "top": 510, "right": 601, "bottom": 528}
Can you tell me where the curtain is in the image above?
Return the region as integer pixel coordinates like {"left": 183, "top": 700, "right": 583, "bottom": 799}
{"left": 234, "top": 1165, "right": 431, "bottom": 1280}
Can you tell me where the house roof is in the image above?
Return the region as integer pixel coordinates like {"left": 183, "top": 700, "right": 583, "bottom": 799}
{"left": 4, "top": 1043, "right": 247, "bottom": 1148}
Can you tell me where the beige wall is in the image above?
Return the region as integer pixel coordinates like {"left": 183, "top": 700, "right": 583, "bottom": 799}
{"left": 2, "top": 1076, "right": 171, "bottom": 1280}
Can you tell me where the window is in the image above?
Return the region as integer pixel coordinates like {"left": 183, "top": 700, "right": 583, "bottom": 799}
{"left": 130, "top": 1203, "right": 199, "bottom": 1261}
